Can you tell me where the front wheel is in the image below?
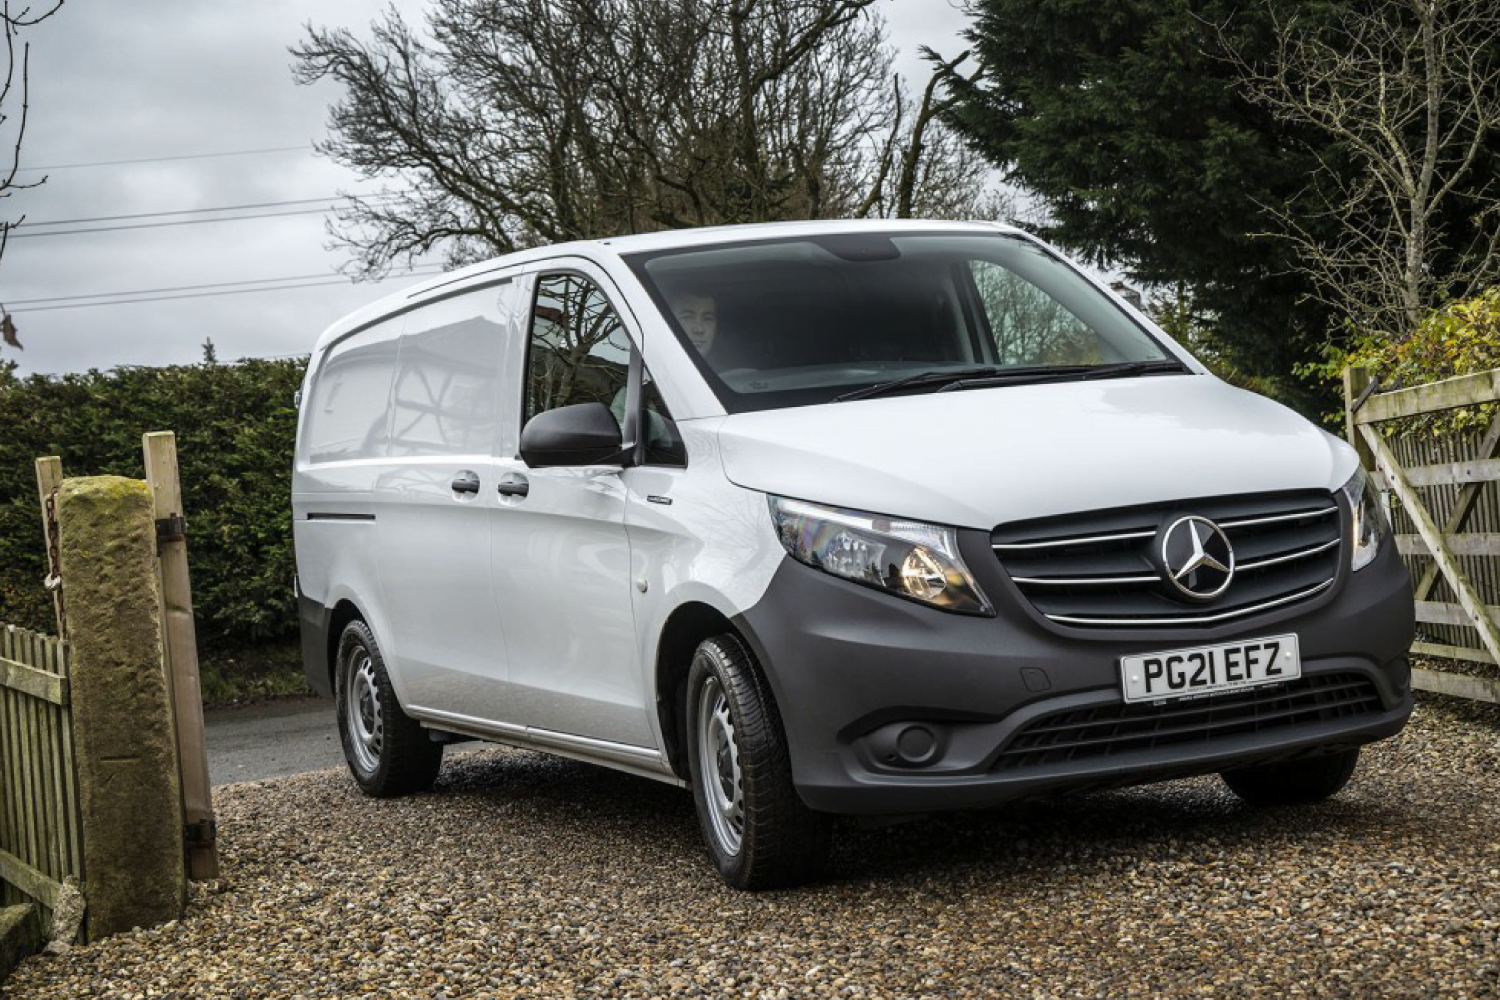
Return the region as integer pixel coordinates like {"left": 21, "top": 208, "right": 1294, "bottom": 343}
{"left": 686, "top": 633, "right": 831, "bottom": 889}
{"left": 1220, "top": 747, "right": 1360, "bottom": 806}
{"left": 335, "top": 620, "right": 443, "bottom": 797}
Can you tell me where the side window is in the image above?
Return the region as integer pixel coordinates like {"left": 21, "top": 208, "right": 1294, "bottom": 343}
{"left": 303, "top": 318, "right": 401, "bottom": 463}
{"left": 969, "top": 261, "right": 1103, "bottom": 366}
{"left": 641, "top": 366, "right": 687, "bottom": 467}
{"left": 524, "top": 273, "right": 632, "bottom": 427}
{"left": 390, "top": 281, "right": 515, "bottom": 457}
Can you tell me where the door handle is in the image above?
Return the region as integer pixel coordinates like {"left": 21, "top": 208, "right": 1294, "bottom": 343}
{"left": 497, "top": 479, "right": 530, "bottom": 498}
{"left": 450, "top": 471, "right": 480, "bottom": 495}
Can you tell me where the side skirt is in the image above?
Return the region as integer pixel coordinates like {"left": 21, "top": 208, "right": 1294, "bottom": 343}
{"left": 409, "top": 707, "right": 685, "bottom": 788}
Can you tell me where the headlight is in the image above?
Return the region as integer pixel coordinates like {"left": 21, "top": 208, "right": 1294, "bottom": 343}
{"left": 767, "top": 496, "right": 992, "bottom": 614}
{"left": 1340, "top": 466, "right": 1390, "bottom": 572}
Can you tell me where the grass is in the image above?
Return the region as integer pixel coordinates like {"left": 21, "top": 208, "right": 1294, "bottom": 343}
{"left": 197, "top": 638, "right": 314, "bottom": 707}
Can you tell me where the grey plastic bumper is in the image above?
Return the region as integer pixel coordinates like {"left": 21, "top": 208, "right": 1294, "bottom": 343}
{"left": 734, "top": 528, "right": 1415, "bottom": 815}
{"left": 298, "top": 585, "right": 334, "bottom": 699}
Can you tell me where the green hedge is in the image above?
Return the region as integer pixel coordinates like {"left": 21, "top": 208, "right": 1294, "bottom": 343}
{"left": 1303, "top": 285, "right": 1500, "bottom": 432}
{"left": 0, "top": 356, "right": 307, "bottom": 646}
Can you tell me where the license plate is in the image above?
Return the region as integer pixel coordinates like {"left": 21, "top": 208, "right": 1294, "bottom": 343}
{"left": 1119, "top": 634, "right": 1300, "bottom": 704}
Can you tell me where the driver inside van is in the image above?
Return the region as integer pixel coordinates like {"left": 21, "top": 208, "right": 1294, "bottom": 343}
{"left": 670, "top": 289, "right": 718, "bottom": 358}
{"left": 608, "top": 285, "right": 717, "bottom": 444}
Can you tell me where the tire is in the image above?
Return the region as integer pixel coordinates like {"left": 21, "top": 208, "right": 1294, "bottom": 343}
{"left": 334, "top": 620, "right": 443, "bottom": 797}
{"left": 1220, "top": 747, "right": 1360, "bottom": 806}
{"left": 686, "top": 633, "right": 832, "bottom": 889}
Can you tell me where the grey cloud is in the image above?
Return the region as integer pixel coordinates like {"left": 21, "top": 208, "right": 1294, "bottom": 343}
{"left": 3, "top": 0, "right": 968, "bottom": 375}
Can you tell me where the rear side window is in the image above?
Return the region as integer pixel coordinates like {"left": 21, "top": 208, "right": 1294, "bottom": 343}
{"left": 302, "top": 318, "right": 402, "bottom": 463}
{"left": 524, "top": 272, "right": 632, "bottom": 428}
{"left": 390, "top": 280, "right": 517, "bottom": 457}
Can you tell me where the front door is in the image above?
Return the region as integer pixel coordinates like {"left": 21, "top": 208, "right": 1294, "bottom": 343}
{"left": 488, "top": 266, "right": 654, "bottom": 748}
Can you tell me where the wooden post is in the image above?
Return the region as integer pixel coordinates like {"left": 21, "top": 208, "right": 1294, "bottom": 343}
{"left": 142, "top": 433, "right": 218, "bottom": 881}
{"left": 34, "top": 458, "right": 64, "bottom": 638}
{"left": 1343, "top": 366, "right": 1374, "bottom": 472}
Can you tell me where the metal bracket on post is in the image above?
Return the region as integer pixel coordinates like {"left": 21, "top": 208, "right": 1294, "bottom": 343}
{"left": 183, "top": 819, "right": 217, "bottom": 847}
{"left": 1349, "top": 374, "right": 1382, "bottom": 415}
{"left": 155, "top": 516, "right": 186, "bottom": 552}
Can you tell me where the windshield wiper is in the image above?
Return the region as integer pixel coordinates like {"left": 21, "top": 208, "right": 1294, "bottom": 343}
{"left": 834, "top": 359, "right": 1189, "bottom": 403}
{"left": 834, "top": 365, "right": 1060, "bottom": 403}
{"left": 1078, "top": 359, "right": 1189, "bottom": 380}
{"left": 934, "top": 358, "right": 1189, "bottom": 393}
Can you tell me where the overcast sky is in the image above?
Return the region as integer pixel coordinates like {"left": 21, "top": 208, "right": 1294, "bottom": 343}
{"left": 0, "top": 0, "right": 975, "bottom": 376}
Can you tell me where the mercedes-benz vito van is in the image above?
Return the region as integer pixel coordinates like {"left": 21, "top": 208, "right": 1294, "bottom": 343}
{"left": 294, "top": 220, "right": 1414, "bottom": 888}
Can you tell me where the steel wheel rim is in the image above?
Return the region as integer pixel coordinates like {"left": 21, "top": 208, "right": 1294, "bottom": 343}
{"left": 345, "top": 649, "right": 383, "bottom": 774}
{"left": 697, "top": 675, "right": 744, "bottom": 856}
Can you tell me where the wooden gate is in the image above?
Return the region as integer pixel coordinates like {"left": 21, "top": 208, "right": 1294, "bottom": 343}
{"left": 0, "top": 625, "right": 81, "bottom": 935}
{"left": 1346, "top": 366, "right": 1500, "bottom": 703}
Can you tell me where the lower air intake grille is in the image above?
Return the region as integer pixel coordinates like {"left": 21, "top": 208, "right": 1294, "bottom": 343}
{"left": 993, "top": 673, "right": 1382, "bottom": 772}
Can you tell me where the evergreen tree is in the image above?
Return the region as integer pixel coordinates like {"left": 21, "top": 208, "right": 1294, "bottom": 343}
{"left": 942, "top": 1, "right": 1344, "bottom": 413}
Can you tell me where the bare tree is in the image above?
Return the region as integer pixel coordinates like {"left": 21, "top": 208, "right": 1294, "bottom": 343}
{"left": 1224, "top": 0, "right": 1500, "bottom": 339}
{"left": 292, "top": 0, "right": 994, "bottom": 277}
{"left": 1, "top": 0, "right": 62, "bottom": 347}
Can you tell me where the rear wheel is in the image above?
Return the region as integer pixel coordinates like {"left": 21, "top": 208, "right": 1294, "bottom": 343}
{"left": 335, "top": 620, "right": 443, "bottom": 797}
{"left": 686, "top": 633, "right": 831, "bottom": 889}
{"left": 1220, "top": 747, "right": 1360, "bottom": 806}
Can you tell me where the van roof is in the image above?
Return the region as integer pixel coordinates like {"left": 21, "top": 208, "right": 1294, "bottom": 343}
{"left": 312, "top": 218, "right": 1019, "bottom": 353}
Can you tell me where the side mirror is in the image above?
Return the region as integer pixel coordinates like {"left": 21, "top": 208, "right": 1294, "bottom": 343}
{"left": 520, "top": 402, "right": 625, "bottom": 468}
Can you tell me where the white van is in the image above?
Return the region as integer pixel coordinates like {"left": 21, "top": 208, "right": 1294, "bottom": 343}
{"left": 294, "top": 220, "right": 1414, "bottom": 888}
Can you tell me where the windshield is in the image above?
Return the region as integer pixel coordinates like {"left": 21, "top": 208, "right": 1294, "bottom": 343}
{"left": 624, "top": 232, "right": 1183, "bottom": 413}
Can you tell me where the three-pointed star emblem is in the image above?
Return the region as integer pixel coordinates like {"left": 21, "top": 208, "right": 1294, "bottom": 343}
{"left": 1158, "top": 515, "right": 1235, "bottom": 601}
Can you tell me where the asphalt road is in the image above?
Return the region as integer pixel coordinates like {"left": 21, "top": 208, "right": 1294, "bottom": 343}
{"left": 204, "top": 696, "right": 344, "bottom": 786}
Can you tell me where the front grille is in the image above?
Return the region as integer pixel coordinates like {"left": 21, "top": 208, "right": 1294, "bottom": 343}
{"left": 993, "top": 672, "right": 1382, "bottom": 771}
{"left": 991, "top": 491, "right": 1342, "bottom": 628}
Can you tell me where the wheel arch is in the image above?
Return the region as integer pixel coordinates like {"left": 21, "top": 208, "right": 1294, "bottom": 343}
{"left": 325, "top": 599, "right": 365, "bottom": 694}
{"left": 655, "top": 601, "right": 742, "bottom": 780}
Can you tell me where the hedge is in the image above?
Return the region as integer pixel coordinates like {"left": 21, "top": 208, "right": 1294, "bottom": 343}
{"left": 0, "top": 355, "right": 307, "bottom": 646}
{"left": 1303, "top": 285, "right": 1500, "bottom": 433}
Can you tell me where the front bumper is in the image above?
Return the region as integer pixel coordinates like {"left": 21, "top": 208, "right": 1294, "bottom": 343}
{"left": 734, "top": 528, "right": 1414, "bottom": 815}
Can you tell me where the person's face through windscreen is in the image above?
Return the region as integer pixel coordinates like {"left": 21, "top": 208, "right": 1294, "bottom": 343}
{"left": 671, "top": 292, "right": 717, "bottom": 357}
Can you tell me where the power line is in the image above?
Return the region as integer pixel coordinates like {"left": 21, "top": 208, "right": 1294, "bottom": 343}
{"left": 18, "top": 279, "right": 359, "bottom": 311}
{"left": 12, "top": 267, "right": 448, "bottom": 314}
{"left": 8, "top": 205, "right": 369, "bottom": 239}
{"left": 11, "top": 266, "right": 447, "bottom": 306}
{"left": 24, "top": 197, "right": 354, "bottom": 228}
{"left": 15, "top": 145, "right": 313, "bottom": 173}
{"left": 15, "top": 280, "right": 354, "bottom": 311}
{"left": 8, "top": 271, "right": 377, "bottom": 306}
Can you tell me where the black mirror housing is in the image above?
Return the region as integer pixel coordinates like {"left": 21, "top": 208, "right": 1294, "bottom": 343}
{"left": 520, "top": 402, "right": 625, "bottom": 468}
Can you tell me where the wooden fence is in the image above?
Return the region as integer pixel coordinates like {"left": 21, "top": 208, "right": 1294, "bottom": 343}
{"left": 1346, "top": 366, "right": 1500, "bottom": 703}
{"left": 0, "top": 625, "right": 81, "bottom": 937}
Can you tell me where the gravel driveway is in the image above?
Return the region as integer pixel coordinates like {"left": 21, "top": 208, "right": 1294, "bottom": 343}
{"left": 8, "top": 696, "right": 1499, "bottom": 999}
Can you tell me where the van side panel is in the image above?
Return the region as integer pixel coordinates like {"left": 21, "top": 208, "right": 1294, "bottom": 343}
{"left": 372, "top": 280, "right": 520, "bottom": 721}
{"left": 293, "top": 317, "right": 404, "bottom": 699}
